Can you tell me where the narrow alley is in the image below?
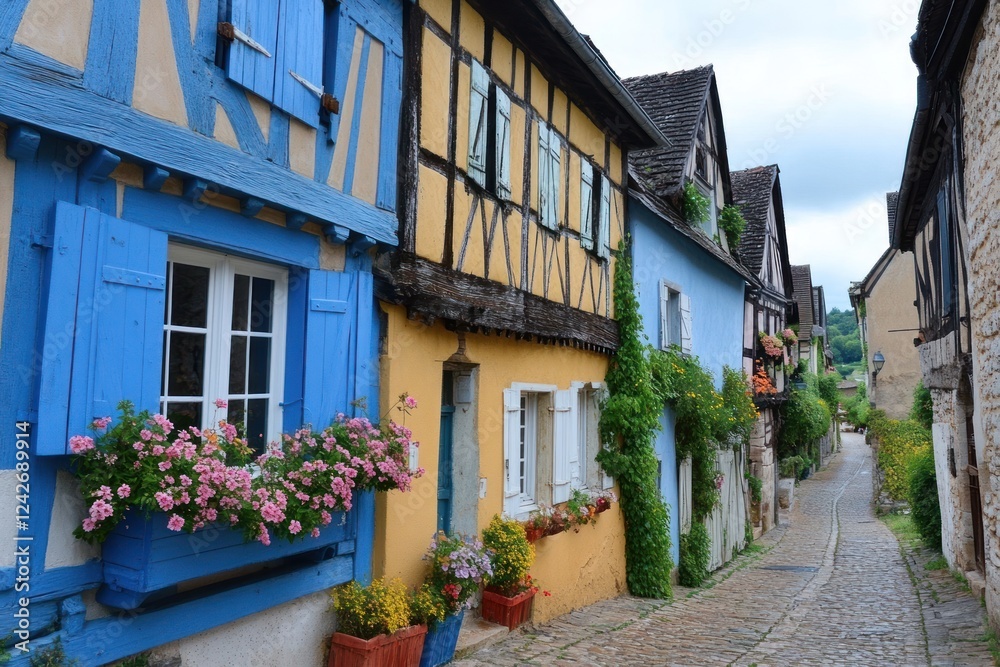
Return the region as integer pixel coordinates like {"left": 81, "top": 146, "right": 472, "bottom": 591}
{"left": 455, "top": 432, "right": 994, "bottom": 666}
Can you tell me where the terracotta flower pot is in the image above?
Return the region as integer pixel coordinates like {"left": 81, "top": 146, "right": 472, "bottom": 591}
{"left": 329, "top": 624, "right": 427, "bottom": 667}
{"left": 481, "top": 588, "right": 536, "bottom": 630}
{"left": 544, "top": 519, "right": 566, "bottom": 536}
{"left": 524, "top": 525, "right": 545, "bottom": 543}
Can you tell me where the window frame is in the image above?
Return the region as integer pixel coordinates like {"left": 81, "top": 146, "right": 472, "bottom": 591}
{"left": 504, "top": 382, "right": 556, "bottom": 518}
{"left": 162, "top": 244, "right": 288, "bottom": 451}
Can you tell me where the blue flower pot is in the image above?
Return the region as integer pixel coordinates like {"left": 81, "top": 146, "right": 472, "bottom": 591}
{"left": 419, "top": 609, "right": 465, "bottom": 667}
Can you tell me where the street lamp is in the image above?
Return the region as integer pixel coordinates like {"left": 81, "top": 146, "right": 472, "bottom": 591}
{"left": 872, "top": 351, "right": 886, "bottom": 386}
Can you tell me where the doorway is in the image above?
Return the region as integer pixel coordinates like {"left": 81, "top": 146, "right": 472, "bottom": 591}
{"left": 438, "top": 372, "right": 455, "bottom": 534}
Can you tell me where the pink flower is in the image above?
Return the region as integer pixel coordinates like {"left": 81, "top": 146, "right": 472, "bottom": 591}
{"left": 257, "top": 523, "right": 271, "bottom": 546}
{"left": 310, "top": 527, "right": 321, "bottom": 538}
{"left": 158, "top": 461, "right": 172, "bottom": 471}
{"left": 69, "top": 435, "right": 95, "bottom": 454}
{"left": 116, "top": 484, "right": 131, "bottom": 499}
{"left": 214, "top": 399, "right": 228, "bottom": 409}
{"left": 167, "top": 514, "right": 185, "bottom": 531}
{"left": 288, "top": 520, "right": 302, "bottom": 535}
{"left": 92, "top": 416, "right": 113, "bottom": 430}
{"left": 404, "top": 396, "right": 418, "bottom": 409}
{"left": 82, "top": 518, "right": 96, "bottom": 532}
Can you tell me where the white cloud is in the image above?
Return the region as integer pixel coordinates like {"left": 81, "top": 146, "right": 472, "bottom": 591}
{"left": 563, "top": 0, "right": 921, "bottom": 310}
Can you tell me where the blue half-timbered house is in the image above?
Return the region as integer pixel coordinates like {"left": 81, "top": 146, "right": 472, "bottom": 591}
{"left": 0, "top": 1, "right": 402, "bottom": 664}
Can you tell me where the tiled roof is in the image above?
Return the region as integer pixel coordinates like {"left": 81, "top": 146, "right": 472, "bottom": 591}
{"left": 730, "top": 165, "right": 778, "bottom": 277}
{"left": 623, "top": 66, "right": 714, "bottom": 200}
{"left": 791, "top": 264, "right": 814, "bottom": 341}
{"left": 886, "top": 191, "right": 899, "bottom": 245}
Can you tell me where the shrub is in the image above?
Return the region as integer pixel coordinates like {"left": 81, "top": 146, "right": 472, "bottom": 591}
{"left": 910, "top": 381, "right": 933, "bottom": 431}
{"left": 678, "top": 521, "right": 711, "bottom": 587}
{"left": 423, "top": 532, "right": 492, "bottom": 614}
{"left": 482, "top": 515, "right": 534, "bottom": 596}
{"left": 779, "top": 456, "right": 807, "bottom": 480}
{"left": 778, "top": 385, "right": 831, "bottom": 458}
{"left": 870, "top": 417, "right": 931, "bottom": 501}
{"left": 331, "top": 578, "right": 412, "bottom": 640}
{"left": 816, "top": 372, "right": 841, "bottom": 414}
{"left": 907, "top": 445, "right": 941, "bottom": 550}
{"left": 845, "top": 382, "right": 870, "bottom": 429}
{"left": 719, "top": 205, "right": 747, "bottom": 249}
{"left": 682, "top": 181, "right": 711, "bottom": 225}
{"left": 747, "top": 474, "right": 763, "bottom": 504}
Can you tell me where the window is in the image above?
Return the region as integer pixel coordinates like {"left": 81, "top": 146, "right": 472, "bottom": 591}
{"left": 504, "top": 386, "right": 549, "bottom": 517}
{"left": 580, "top": 162, "right": 612, "bottom": 259}
{"left": 538, "top": 123, "right": 562, "bottom": 230}
{"left": 695, "top": 148, "right": 707, "bottom": 181}
{"left": 221, "top": 0, "right": 327, "bottom": 127}
{"left": 659, "top": 282, "right": 692, "bottom": 354}
{"left": 468, "top": 60, "right": 512, "bottom": 199}
{"left": 162, "top": 247, "right": 288, "bottom": 453}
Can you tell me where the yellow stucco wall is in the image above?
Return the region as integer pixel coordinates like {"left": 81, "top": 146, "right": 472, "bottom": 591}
{"left": 421, "top": 0, "right": 452, "bottom": 32}
{"left": 421, "top": 27, "right": 451, "bottom": 159}
{"left": 458, "top": 1, "right": 484, "bottom": 62}
{"left": 15, "top": 0, "right": 93, "bottom": 70}
{"left": 569, "top": 103, "right": 605, "bottom": 162}
{"left": 374, "top": 305, "right": 627, "bottom": 623}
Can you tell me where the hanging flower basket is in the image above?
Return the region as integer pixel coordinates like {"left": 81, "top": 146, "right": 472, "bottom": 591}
{"left": 329, "top": 624, "right": 427, "bottom": 667}
{"left": 418, "top": 609, "right": 464, "bottom": 667}
{"left": 481, "top": 587, "right": 536, "bottom": 630}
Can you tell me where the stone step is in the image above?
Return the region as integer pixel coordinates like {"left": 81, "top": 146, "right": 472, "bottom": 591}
{"left": 453, "top": 614, "right": 509, "bottom": 661}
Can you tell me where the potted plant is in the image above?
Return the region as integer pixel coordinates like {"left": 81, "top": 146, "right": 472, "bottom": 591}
{"left": 481, "top": 515, "right": 542, "bottom": 630}
{"left": 544, "top": 509, "right": 569, "bottom": 536}
{"left": 329, "top": 578, "right": 428, "bottom": 667}
{"left": 593, "top": 490, "right": 617, "bottom": 514}
{"left": 523, "top": 506, "right": 552, "bottom": 542}
{"left": 418, "top": 532, "right": 492, "bottom": 667}
{"left": 70, "top": 396, "right": 422, "bottom": 609}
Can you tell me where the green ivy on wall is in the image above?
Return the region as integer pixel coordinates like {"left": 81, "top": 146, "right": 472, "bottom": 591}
{"left": 597, "top": 240, "right": 674, "bottom": 599}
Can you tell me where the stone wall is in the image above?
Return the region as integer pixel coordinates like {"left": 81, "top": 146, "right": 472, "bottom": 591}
{"left": 961, "top": 0, "right": 1000, "bottom": 629}
{"left": 749, "top": 407, "right": 777, "bottom": 539}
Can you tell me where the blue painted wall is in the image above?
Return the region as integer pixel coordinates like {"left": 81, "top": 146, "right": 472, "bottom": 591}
{"left": 629, "top": 195, "right": 746, "bottom": 564}
{"left": 0, "top": 0, "right": 402, "bottom": 662}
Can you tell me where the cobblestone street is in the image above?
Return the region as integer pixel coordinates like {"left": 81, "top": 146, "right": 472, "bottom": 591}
{"left": 456, "top": 432, "right": 995, "bottom": 666}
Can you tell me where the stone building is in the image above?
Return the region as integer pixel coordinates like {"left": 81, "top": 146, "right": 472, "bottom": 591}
{"left": 849, "top": 193, "right": 921, "bottom": 420}
{"left": 893, "top": 0, "right": 991, "bottom": 614}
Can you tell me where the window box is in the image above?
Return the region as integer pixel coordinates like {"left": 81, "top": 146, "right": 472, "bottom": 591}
{"left": 98, "top": 490, "right": 374, "bottom": 610}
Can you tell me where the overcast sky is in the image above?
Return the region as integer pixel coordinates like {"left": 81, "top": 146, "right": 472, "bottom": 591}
{"left": 560, "top": 0, "right": 921, "bottom": 310}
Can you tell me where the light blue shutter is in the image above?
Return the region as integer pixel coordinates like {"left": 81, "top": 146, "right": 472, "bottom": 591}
{"left": 468, "top": 60, "right": 489, "bottom": 187}
{"left": 537, "top": 125, "right": 550, "bottom": 227}
{"left": 546, "top": 128, "right": 561, "bottom": 229}
{"left": 274, "top": 0, "right": 325, "bottom": 127}
{"left": 495, "top": 88, "right": 512, "bottom": 199}
{"left": 37, "top": 203, "right": 167, "bottom": 455}
{"left": 226, "top": 0, "right": 280, "bottom": 101}
{"left": 580, "top": 161, "right": 594, "bottom": 249}
{"left": 302, "top": 269, "right": 374, "bottom": 429}
{"left": 680, "top": 293, "right": 693, "bottom": 354}
{"left": 598, "top": 175, "right": 611, "bottom": 259}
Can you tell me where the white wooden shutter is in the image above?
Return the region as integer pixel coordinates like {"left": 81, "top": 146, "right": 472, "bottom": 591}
{"left": 495, "top": 88, "right": 512, "bottom": 199}
{"left": 469, "top": 60, "right": 489, "bottom": 187}
{"left": 580, "top": 161, "right": 594, "bottom": 250}
{"left": 680, "top": 293, "right": 693, "bottom": 354}
{"left": 598, "top": 175, "right": 611, "bottom": 258}
{"left": 679, "top": 456, "right": 692, "bottom": 534}
{"left": 659, "top": 281, "right": 670, "bottom": 350}
{"left": 552, "top": 388, "right": 576, "bottom": 504}
{"left": 570, "top": 387, "right": 585, "bottom": 488}
{"left": 503, "top": 388, "right": 521, "bottom": 516}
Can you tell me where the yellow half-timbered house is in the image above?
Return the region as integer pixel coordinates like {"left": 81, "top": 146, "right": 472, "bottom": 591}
{"left": 375, "top": 0, "right": 663, "bottom": 622}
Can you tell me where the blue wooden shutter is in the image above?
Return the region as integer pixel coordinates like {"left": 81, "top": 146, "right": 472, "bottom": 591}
{"left": 468, "top": 60, "right": 489, "bottom": 187}
{"left": 226, "top": 0, "right": 280, "bottom": 101}
{"left": 37, "top": 203, "right": 167, "bottom": 455}
{"left": 495, "top": 88, "right": 512, "bottom": 199}
{"left": 597, "top": 175, "right": 611, "bottom": 259}
{"left": 580, "top": 161, "right": 594, "bottom": 249}
{"left": 274, "top": 0, "right": 325, "bottom": 127}
{"left": 302, "top": 269, "right": 374, "bottom": 428}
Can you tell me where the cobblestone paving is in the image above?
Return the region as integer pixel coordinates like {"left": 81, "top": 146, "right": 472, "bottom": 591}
{"left": 455, "top": 432, "right": 995, "bottom": 666}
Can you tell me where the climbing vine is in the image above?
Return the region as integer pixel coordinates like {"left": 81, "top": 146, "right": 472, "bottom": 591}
{"left": 597, "top": 240, "right": 673, "bottom": 599}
